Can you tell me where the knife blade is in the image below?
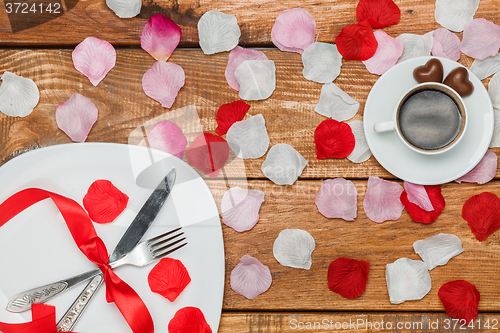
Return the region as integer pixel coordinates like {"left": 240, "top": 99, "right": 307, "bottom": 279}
{"left": 6, "top": 167, "right": 176, "bottom": 313}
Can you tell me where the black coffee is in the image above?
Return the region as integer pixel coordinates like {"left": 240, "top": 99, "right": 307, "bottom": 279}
{"left": 398, "top": 89, "right": 462, "bottom": 150}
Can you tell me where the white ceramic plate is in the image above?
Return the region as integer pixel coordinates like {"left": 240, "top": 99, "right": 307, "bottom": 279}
{"left": 0, "top": 143, "right": 224, "bottom": 333}
{"left": 364, "top": 56, "right": 494, "bottom": 185}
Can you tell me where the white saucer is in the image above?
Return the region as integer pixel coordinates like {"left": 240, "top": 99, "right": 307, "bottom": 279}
{"left": 363, "top": 56, "right": 494, "bottom": 185}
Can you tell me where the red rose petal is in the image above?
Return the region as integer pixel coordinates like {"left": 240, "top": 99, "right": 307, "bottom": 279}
{"left": 314, "top": 119, "right": 355, "bottom": 159}
{"left": 215, "top": 100, "right": 251, "bottom": 136}
{"left": 400, "top": 185, "right": 445, "bottom": 224}
{"left": 185, "top": 132, "right": 230, "bottom": 178}
{"left": 334, "top": 20, "right": 378, "bottom": 61}
{"left": 82, "top": 180, "right": 129, "bottom": 224}
{"left": 462, "top": 192, "right": 500, "bottom": 241}
{"left": 148, "top": 258, "right": 191, "bottom": 302}
{"left": 356, "top": 0, "right": 401, "bottom": 29}
{"left": 327, "top": 257, "right": 370, "bottom": 299}
{"left": 438, "top": 280, "right": 480, "bottom": 324}
{"left": 168, "top": 306, "right": 212, "bottom": 333}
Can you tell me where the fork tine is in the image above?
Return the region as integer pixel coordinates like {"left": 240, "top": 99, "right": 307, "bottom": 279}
{"left": 152, "top": 242, "right": 187, "bottom": 259}
{"left": 147, "top": 227, "right": 182, "bottom": 244}
{"left": 151, "top": 236, "right": 186, "bottom": 256}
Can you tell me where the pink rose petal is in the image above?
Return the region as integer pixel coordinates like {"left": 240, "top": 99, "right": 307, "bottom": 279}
{"left": 56, "top": 93, "right": 98, "bottom": 142}
{"left": 141, "top": 14, "right": 181, "bottom": 61}
{"left": 146, "top": 120, "right": 187, "bottom": 159}
{"left": 363, "top": 176, "right": 404, "bottom": 223}
{"left": 221, "top": 187, "right": 265, "bottom": 232}
{"left": 230, "top": 254, "right": 272, "bottom": 299}
{"left": 461, "top": 18, "right": 500, "bottom": 60}
{"left": 271, "top": 8, "right": 316, "bottom": 54}
{"left": 363, "top": 30, "right": 404, "bottom": 75}
{"left": 432, "top": 28, "right": 461, "bottom": 61}
{"left": 404, "top": 181, "right": 434, "bottom": 212}
{"left": 225, "top": 46, "right": 268, "bottom": 91}
{"left": 315, "top": 178, "right": 357, "bottom": 221}
{"left": 72, "top": 37, "right": 116, "bottom": 86}
{"left": 142, "top": 61, "right": 185, "bottom": 108}
{"left": 455, "top": 150, "right": 498, "bottom": 184}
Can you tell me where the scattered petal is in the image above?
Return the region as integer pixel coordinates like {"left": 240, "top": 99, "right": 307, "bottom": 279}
{"left": 198, "top": 11, "right": 240, "bottom": 55}
{"left": 435, "top": 0, "right": 480, "bottom": 32}
{"left": 185, "top": 132, "right": 230, "bottom": 178}
{"left": 148, "top": 258, "right": 191, "bottom": 302}
{"left": 215, "top": 100, "right": 251, "bottom": 136}
{"left": 0, "top": 71, "right": 39, "bottom": 117}
{"left": 431, "top": 28, "right": 461, "bottom": 61}
{"left": 230, "top": 254, "right": 272, "bottom": 299}
{"left": 261, "top": 144, "right": 307, "bottom": 185}
{"left": 106, "top": 0, "right": 140, "bottom": 18}
{"left": 363, "top": 176, "right": 404, "bottom": 223}
{"left": 146, "top": 120, "right": 187, "bottom": 159}
{"left": 469, "top": 53, "right": 500, "bottom": 80}
{"left": 403, "top": 181, "right": 434, "bottom": 212}
{"left": 400, "top": 185, "right": 445, "bottom": 224}
{"left": 273, "top": 228, "right": 315, "bottom": 270}
{"left": 396, "top": 32, "right": 434, "bottom": 63}
{"left": 56, "top": 93, "right": 98, "bottom": 143}
{"left": 83, "top": 180, "right": 129, "bottom": 224}
{"left": 226, "top": 114, "right": 270, "bottom": 159}
{"left": 315, "top": 83, "right": 359, "bottom": 121}
{"left": 362, "top": 30, "right": 404, "bottom": 75}
{"left": 490, "top": 109, "right": 500, "bottom": 148}
{"left": 413, "top": 233, "right": 464, "bottom": 270}
{"left": 142, "top": 61, "right": 185, "bottom": 108}
{"left": 140, "top": 14, "right": 181, "bottom": 61}
{"left": 315, "top": 178, "right": 357, "bottom": 221}
{"left": 356, "top": 0, "right": 400, "bottom": 28}
{"left": 221, "top": 187, "right": 265, "bottom": 232}
{"left": 455, "top": 150, "right": 497, "bottom": 184}
{"left": 328, "top": 257, "right": 370, "bottom": 299}
{"left": 461, "top": 19, "right": 500, "bottom": 60}
{"left": 314, "top": 119, "right": 356, "bottom": 159}
{"left": 335, "top": 20, "right": 378, "bottom": 61}
{"left": 72, "top": 37, "right": 116, "bottom": 86}
{"left": 234, "top": 60, "right": 276, "bottom": 101}
{"left": 301, "top": 42, "right": 343, "bottom": 83}
{"left": 347, "top": 120, "right": 372, "bottom": 163}
{"left": 168, "top": 307, "right": 212, "bottom": 333}
{"left": 438, "top": 280, "right": 480, "bottom": 324}
{"left": 462, "top": 192, "right": 500, "bottom": 241}
{"left": 271, "top": 8, "right": 316, "bottom": 54}
{"left": 225, "top": 47, "right": 268, "bottom": 91}
{"left": 489, "top": 72, "right": 500, "bottom": 111}
{"left": 385, "top": 258, "right": 432, "bottom": 304}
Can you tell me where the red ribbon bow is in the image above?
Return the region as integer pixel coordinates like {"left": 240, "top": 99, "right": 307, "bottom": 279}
{"left": 0, "top": 188, "right": 154, "bottom": 333}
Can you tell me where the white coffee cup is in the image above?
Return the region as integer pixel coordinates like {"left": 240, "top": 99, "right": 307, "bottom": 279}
{"left": 373, "top": 82, "right": 467, "bottom": 155}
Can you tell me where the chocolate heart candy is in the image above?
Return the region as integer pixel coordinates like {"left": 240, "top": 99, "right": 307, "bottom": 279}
{"left": 443, "top": 67, "right": 474, "bottom": 97}
{"left": 413, "top": 58, "right": 444, "bottom": 83}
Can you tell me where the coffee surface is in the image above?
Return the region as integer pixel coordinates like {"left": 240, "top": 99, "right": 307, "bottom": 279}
{"left": 398, "top": 89, "right": 462, "bottom": 150}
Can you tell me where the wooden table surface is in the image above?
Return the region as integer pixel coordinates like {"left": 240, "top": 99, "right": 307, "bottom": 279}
{"left": 1, "top": 0, "right": 500, "bottom": 332}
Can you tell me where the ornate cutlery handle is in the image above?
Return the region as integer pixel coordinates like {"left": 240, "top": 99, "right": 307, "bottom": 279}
{"left": 6, "top": 268, "right": 101, "bottom": 313}
{"left": 56, "top": 274, "right": 104, "bottom": 332}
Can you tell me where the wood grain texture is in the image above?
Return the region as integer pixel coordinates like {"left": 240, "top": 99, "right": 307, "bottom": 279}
{"left": 0, "top": 0, "right": 498, "bottom": 46}
{"left": 0, "top": 49, "right": 498, "bottom": 180}
{"left": 203, "top": 179, "right": 500, "bottom": 312}
{"left": 219, "top": 312, "right": 500, "bottom": 332}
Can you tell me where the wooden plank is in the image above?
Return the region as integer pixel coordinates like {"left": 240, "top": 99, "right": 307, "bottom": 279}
{"left": 219, "top": 312, "right": 500, "bottom": 332}
{"left": 202, "top": 179, "right": 500, "bottom": 312}
{"left": 0, "top": 0, "right": 498, "bottom": 46}
{"left": 0, "top": 49, "right": 497, "bottom": 179}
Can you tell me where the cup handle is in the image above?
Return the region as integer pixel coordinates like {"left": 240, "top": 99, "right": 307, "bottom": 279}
{"left": 373, "top": 120, "right": 396, "bottom": 133}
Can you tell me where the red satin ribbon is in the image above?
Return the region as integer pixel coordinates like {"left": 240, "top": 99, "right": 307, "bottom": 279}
{"left": 0, "top": 188, "right": 154, "bottom": 333}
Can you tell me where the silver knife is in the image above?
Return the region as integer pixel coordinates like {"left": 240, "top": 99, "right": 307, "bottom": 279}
{"left": 6, "top": 167, "right": 176, "bottom": 313}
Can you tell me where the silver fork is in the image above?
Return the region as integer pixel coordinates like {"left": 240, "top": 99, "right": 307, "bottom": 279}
{"left": 56, "top": 228, "right": 187, "bottom": 331}
{"left": 7, "top": 227, "right": 186, "bottom": 313}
